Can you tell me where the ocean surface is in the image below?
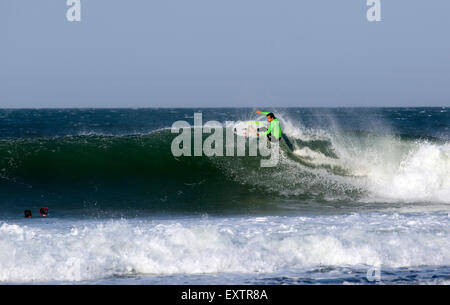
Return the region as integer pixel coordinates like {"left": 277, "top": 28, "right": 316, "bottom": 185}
{"left": 0, "top": 107, "right": 449, "bottom": 284}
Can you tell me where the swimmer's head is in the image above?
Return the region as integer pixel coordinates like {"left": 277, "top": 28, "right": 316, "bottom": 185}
{"left": 40, "top": 207, "right": 48, "bottom": 217}
{"left": 24, "top": 210, "right": 32, "bottom": 218}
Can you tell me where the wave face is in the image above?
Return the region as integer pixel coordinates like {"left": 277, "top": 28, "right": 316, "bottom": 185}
{"left": 0, "top": 132, "right": 259, "bottom": 215}
{"left": 0, "top": 108, "right": 449, "bottom": 216}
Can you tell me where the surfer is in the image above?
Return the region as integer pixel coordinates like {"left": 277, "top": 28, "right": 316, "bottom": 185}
{"left": 256, "top": 110, "right": 282, "bottom": 142}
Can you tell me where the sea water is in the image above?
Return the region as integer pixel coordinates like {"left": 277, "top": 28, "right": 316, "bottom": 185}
{"left": 0, "top": 108, "right": 448, "bottom": 284}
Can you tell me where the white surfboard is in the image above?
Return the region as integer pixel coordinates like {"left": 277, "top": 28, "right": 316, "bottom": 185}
{"left": 233, "top": 120, "right": 267, "bottom": 138}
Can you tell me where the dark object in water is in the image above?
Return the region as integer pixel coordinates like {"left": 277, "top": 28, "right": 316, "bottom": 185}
{"left": 40, "top": 207, "right": 48, "bottom": 216}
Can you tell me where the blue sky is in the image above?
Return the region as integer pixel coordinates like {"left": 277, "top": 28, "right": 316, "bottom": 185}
{"left": 1, "top": 0, "right": 449, "bottom": 108}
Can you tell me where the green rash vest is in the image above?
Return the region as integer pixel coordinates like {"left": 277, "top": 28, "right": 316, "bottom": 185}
{"left": 259, "top": 112, "right": 282, "bottom": 139}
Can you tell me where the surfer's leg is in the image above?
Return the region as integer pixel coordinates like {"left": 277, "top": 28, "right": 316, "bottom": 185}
{"left": 267, "top": 134, "right": 280, "bottom": 143}
{"left": 282, "top": 134, "right": 293, "bottom": 150}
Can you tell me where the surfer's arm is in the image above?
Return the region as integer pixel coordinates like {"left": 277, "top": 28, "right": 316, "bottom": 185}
{"left": 258, "top": 121, "right": 272, "bottom": 137}
{"left": 256, "top": 110, "right": 270, "bottom": 115}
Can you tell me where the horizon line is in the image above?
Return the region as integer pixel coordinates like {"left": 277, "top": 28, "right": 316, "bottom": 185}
{"left": 0, "top": 105, "right": 448, "bottom": 110}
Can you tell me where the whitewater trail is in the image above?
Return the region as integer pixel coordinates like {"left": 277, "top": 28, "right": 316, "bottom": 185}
{"left": 274, "top": 114, "right": 450, "bottom": 204}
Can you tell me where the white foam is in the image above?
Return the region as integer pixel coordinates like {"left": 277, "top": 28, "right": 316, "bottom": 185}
{"left": 0, "top": 213, "right": 448, "bottom": 283}
{"left": 368, "top": 143, "right": 450, "bottom": 203}
{"left": 276, "top": 113, "right": 450, "bottom": 204}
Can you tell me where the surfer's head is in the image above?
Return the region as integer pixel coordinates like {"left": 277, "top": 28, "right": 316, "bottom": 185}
{"left": 266, "top": 113, "right": 275, "bottom": 122}
{"left": 24, "top": 210, "right": 32, "bottom": 218}
{"left": 40, "top": 207, "right": 48, "bottom": 217}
